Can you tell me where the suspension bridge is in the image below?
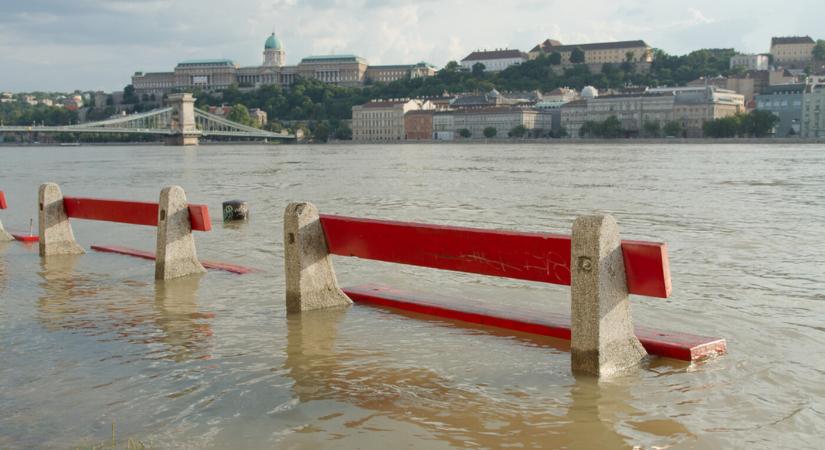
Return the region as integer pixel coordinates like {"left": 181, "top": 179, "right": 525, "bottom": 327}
{"left": 0, "top": 93, "right": 294, "bottom": 145}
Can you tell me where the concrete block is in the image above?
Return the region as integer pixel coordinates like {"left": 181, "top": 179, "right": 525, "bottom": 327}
{"left": 570, "top": 214, "right": 647, "bottom": 378}
{"left": 0, "top": 220, "right": 13, "bottom": 241}
{"left": 155, "top": 186, "right": 206, "bottom": 280}
{"left": 38, "top": 183, "right": 85, "bottom": 256}
{"left": 284, "top": 202, "right": 352, "bottom": 313}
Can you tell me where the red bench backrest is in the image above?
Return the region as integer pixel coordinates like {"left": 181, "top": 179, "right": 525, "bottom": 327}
{"left": 320, "top": 214, "right": 671, "bottom": 298}
{"left": 62, "top": 197, "right": 211, "bottom": 231}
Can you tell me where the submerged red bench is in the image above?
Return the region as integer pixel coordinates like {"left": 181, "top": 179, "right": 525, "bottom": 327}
{"left": 0, "top": 191, "right": 38, "bottom": 243}
{"left": 38, "top": 183, "right": 211, "bottom": 280}
{"left": 284, "top": 202, "right": 726, "bottom": 378}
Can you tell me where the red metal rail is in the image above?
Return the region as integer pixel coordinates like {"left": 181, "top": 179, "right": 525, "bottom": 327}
{"left": 91, "top": 245, "right": 254, "bottom": 275}
{"left": 0, "top": 191, "right": 7, "bottom": 210}
{"left": 63, "top": 197, "right": 211, "bottom": 231}
{"left": 344, "top": 284, "right": 726, "bottom": 361}
{"left": 320, "top": 214, "right": 671, "bottom": 298}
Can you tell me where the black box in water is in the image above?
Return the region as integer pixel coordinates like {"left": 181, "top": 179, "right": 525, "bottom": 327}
{"left": 222, "top": 200, "right": 249, "bottom": 221}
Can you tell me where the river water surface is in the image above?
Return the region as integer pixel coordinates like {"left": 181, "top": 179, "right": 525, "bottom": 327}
{"left": 1, "top": 143, "right": 824, "bottom": 449}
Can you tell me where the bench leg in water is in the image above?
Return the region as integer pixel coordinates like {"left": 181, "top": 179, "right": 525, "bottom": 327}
{"left": 571, "top": 215, "right": 648, "bottom": 378}
{"left": 0, "top": 220, "right": 13, "bottom": 241}
{"left": 284, "top": 202, "right": 352, "bottom": 313}
{"left": 38, "top": 183, "right": 85, "bottom": 256}
{"left": 155, "top": 186, "right": 206, "bottom": 280}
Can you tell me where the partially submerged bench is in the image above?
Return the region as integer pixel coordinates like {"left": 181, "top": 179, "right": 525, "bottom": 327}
{"left": 38, "top": 183, "right": 210, "bottom": 279}
{"left": 0, "top": 191, "right": 12, "bottom": 241}
{"left": 284, "top": 202, "right": 726, "bottom": 378}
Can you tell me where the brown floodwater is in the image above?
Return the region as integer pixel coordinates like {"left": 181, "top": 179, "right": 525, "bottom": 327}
{"left": 0, "top": 143, "right": 824, "bottom": 449}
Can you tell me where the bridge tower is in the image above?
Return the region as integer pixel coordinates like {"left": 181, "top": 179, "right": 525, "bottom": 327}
{"left": 167, "top": 93, "right": 200, "bottom": 146}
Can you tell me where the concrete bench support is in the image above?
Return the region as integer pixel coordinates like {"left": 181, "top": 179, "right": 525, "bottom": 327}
{"left": 0, "top": 222, "right": 12, "bottom": 242}
{"left": 570, "top": 215, "right": 647, "bottom": 377}
{"left": 0, "top": 191, "right": 12, "bottom": 241}
{"left": 155, "top": 186, "right": 206, "bottom": 280}
{"left": 284, "top": 202, "right": 351, "bottom": 313}
{"left": 39, "top": 183, "right": 85, "bottom": 256}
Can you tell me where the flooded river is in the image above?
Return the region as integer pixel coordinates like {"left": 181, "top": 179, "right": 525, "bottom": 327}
{"left": 1, "top": 143, "right": 824, "bottom": 449}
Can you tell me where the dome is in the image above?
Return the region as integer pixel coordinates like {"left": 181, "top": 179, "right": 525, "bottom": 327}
{"left": 581, "top": 86, "right": 598, "bottom": 99}
{"left": 264, "top": 33, "right": 283, "bottom": 51}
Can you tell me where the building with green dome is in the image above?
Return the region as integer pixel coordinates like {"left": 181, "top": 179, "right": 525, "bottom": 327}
{"left": 132, "top": 33, "right": 436, "bottom": 97}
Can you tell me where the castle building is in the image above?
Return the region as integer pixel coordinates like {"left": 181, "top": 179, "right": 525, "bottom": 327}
{"left": 132, "top": 33, "right": 436, "bottom": 96}
{"left": 770, "top": 36, "right": 816, "bottom": 68}
{"left": 528, "top": 39, "right": 653, "bottom": 65}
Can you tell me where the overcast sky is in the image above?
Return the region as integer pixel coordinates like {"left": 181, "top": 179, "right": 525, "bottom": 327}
{"left": 1, "top": 0, "right": 822, "bottom": 92}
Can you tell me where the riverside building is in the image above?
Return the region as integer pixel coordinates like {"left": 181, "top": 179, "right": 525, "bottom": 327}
{"left": 801, "top": 83, "right": 825, "bottom": 138}
{"left": 351, "top": 99, "right": 435, "bottom": 142}
{"left": 132, "top": 33, "right": 436, "bottom": 97}
{"left": 561, "top": 86, "right": 744, "bottom": 138}
{"left": 756, "top": 84, "right": 805, "bottom": 137}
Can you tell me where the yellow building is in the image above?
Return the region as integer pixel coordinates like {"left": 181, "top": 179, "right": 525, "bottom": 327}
{"left": 351, "top": 99, "right": 435, "bottom": 141}
{"left": 528, "top": 39, "right": 653, "bottom": 65}
{"left": 770, "top": 36, "right": 815, "bottom": 68}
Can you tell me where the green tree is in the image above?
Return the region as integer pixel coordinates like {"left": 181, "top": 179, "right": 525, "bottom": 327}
{"left": 663, "top": 121, "right": 683, "bottom": 137}
{"left": 509, "top": 124, "right": 527, "bottom": 138}
{"left": 122, "top": 85, "right": 138, "bottom": 104}
{"left": 703, "top": 116, "right": 740, "bottom": 138}
{"left": 334, "top": 124, "right": 352, "bottom": 140}
{"left": 570, "top": 47, "right": 585, "bottom": 64}
{"left": 642, "top": 120, "right": 662, "bottom": 138}
{"left": 458, "top": 128, "right": 471, "bottom": 138}
{"left": 443, "top": 61, "right": 461, "bottom": 72}
{"left": 548, "top": 52, "right": 562, "bottom": 65}
{"left": 600, "top": 115, "right": 623, "bottom": 138}
{"left": 813, "top": 40, "right": 825, "bottom": 60}
{"left": 556, "top": 126, "right": 569, "bottom": 138}
{"left": 740, "top": 110, "right": 779, "bottom": 137}
{"left": 472, "top": 62, "right": 486, "bottom": 76}
{"left": 483, "top": 126, "right": 497, "bottom": 138}
{"left": 314, "top": 121, "right": 330, "bottom": 142}
{"left": 625, "top": 51, "right": 635, "bottom": 63}
{"left": 227, "top": 104, "right": 251, "bottom": 125}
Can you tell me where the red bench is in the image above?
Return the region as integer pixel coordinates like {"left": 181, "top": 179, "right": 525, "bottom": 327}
{"left": 0, "top": 191, "right": 38, "bottom": 243}
{"left": 39, "top": 183, "right": 210, "bottom": 280}
{"left": 284, "top": 202, "right": 726, "bottom": 378}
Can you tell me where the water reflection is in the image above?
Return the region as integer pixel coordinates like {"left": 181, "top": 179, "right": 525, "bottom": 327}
{"left": 0, "top": 241, "right": 8, "bottom": 297}
{"left": 153, "top": 276, "right": 213, "bottom": 362}
{"left": 35, "top": 257, "right": 212, "bottom": 362}
{"left": 283, "top": 309, "right": 693, "bottom": 448}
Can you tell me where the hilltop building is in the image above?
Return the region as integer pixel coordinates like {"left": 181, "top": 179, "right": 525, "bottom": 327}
{"left": 460, "top": 49, "right": 528, "bottom": 72}
{"left": 132, "top": 33, "right": 436, "bottom": 97}
{"left": 730, "top": 54, "right": 770, "bottom": 71}
{"left": 528, "top": 39, "right": 653, "bottom": 66}
{"left": 770, "top": 36, "right": 815, "bottom": 68}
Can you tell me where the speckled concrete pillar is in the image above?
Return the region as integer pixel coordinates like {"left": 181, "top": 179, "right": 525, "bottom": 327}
{"left": 284, "top": 202, "right": 352, "bottom": 313}
{"left": 38, "top": 183, "right": 85, "bottom": 256}
{"left": 155, "top": 186, "right": 206, "bottom": 280}
{"left": 570, "top": 215, "right": 647, "bottom": 378}
{"left": 0, "top": 220, "right": 13, "bottom": 241}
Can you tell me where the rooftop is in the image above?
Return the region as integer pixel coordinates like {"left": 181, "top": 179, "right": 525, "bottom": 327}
{"left": 771, "top": 36, "right": 815, "bottom": 46}
{"left": 461, "top": 49, "right": 527, "bottom": 62}
{"left": 301, "top": 54, "right": 366, "bottom": 63}
{"left": 177, "top": 59, "right": 235, "bottom": 67}
{"left": 531, "top": 39, "right": 649, "bottom": 54}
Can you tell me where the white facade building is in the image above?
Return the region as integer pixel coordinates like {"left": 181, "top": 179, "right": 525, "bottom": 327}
{"left": 730, "top": 54, "right": 770, "bottom": 71}
{"left": 460, "top": 49, "right": 528, "bottom": 72}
